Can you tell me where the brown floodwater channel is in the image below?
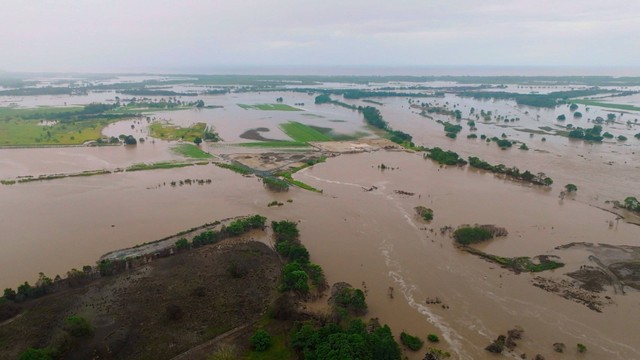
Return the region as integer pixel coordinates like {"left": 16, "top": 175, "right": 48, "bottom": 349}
{"left": 1, "top": 149, "right": 639, "bottom": 359}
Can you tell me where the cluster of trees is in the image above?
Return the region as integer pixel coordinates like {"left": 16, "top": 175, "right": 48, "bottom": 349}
{"left": 314, "top": 94, "right": 358, "bottom": 110}
{"left": 438, "top": 121, "right": 462, "bottom": 139}
{"left": 262, "top": 176, "right": 290, "bottom": 192}
{"left": 291, "top": 318, "right": 402, "bottom": 360}
{"left": 453, "top": 226, "right": 494, "bottom": 245}
{"left": 175, "top": 215, "right": 267, "bottom": 249}
{"left": 568, "top": 125, "right": 604, "bottom": 142}
{"left": 3, "top": 272, "right": 54, "bottom": 304}
{"left": 458, "top": 88, "right": 615, "bottom": 108}
{"left": 17, "top": 315, "right": 94, "bottom": 359}
{"left": 468, "top": 156, "right": 553, "bottom": 186}
{"left": 400, "top": 332, "right": 424, "bottom": 351}
{"left": 273, "top": 220, "right": 326, "bottom": 294}
{"left": 415, "top": 206, "right": 434, "bottom": 221}
{"left": 621, "top": 197, "right": 640, "bottom": 213}
{"left": 425, "top": 147, "right": 467, "bottom": 166}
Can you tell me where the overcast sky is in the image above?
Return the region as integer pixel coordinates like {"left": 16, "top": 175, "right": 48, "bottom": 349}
{"left": 2, "top": 0, "right": 640, "bottom": 73}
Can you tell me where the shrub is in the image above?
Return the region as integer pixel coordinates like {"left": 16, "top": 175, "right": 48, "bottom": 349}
{"left": 577, "top": 343, "right": 587, "bottom": 353}
{"left": 250, "top": 329, "right": 272, "bottom": 352}
{"left": 18, "top": 348, "right": 57, "bottom": 360}
{"left": 400, "top": 331, "right": 424, "bottom": 351}
{"left": 453, "top": 226, "right": 493, "bottom": 245}
{"left": 427, "top": 334, "right": 440, "bottom": 343}
{"left": 175, "top": 238, "right": 190, "bottom": 250}
{"left": 415, "top": 206, "right": 434, "bottom": 221}
{"left": 63, "top": 315, "right": 94, "bottom": 337}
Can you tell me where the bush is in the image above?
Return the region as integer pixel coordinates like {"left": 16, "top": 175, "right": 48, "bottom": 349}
{"left": 272, "top": 220, "right": 300, "bottom": 243}
{"left": 415, "top": 206, "right": 434, "bottom": 221}
{"left": 577, "top": 343, "right": 587, "bottom": 353}
{"left": 262, "top": 176, "right": 289, "bottom": 192}
{"left": 18, "top": 348, "right": 57, "bottom": 360}
{"left": 427, "top": 334, "right": 440, "bottom": 343}
{"left": 250, "top": 329, "right": 272, "bottom": 352}
{"left": 63, "top": 315, "right": 94, "bottom": 337}
{"left": 400, "top": 331, "right": 424, "bottom": 351}
{"left": 453, "top": 226, "right": 493, "bottom": 245}
{"left": 175, "top": 238, "right": 190, "bottom": 250}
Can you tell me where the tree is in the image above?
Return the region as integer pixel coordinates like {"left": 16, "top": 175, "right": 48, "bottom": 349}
{"left": 624, "top": 197, "right": 639, "bottom": 211}
{"left": 250, "top": 329, "right": 272, "bottom": 351}
{"left": 281, "top": 263, "right": 309, "bottom": 293}
{"left": 3, "top": 288, "right": 16, "bottom": 301}
{"left": 557, "top": 114, "right": 566, "bottom": 121}
{"left": 124, "top": 135, "right": 137, "bottom": 145}
{"left": 565, "top": 184, "right": 578, "bottom": 193}
{"left": 194, "top": 137, "right": 202, "bottom": 145}
{"left": 400, "top": 332, "right": 424, "bottom": 351}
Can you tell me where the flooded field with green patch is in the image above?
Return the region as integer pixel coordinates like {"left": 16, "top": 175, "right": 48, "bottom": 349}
{"left": 1, "top": 74, "right": 639, "bottom": 359}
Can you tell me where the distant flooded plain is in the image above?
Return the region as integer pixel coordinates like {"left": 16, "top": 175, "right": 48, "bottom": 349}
{"left": 1, "top": 80, "right": 640, "bottom": 358}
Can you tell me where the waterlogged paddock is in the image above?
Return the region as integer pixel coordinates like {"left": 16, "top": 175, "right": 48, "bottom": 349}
{"left": 1, "top": 149, "right": 639, "bottom": 359}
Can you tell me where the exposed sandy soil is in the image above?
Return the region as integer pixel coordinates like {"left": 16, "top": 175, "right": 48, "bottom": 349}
{"left": 309, "top": 138, "right": 403, "bottom": 153}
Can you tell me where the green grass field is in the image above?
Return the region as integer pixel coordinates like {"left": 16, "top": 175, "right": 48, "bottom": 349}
{"left": 237, "top": 141, "right": 310, "bottom": 148}
{"left": 279, "top": 121, "right": 333, "bottom": 142}
{"left": 171, "top": 143, "right": 212, "bottom": 158}
{"left": 238, "top": 104, "right": 302, "bottom": 111}
{"left": 571, "top": 99, "right": 640, "bottom": 112}
{"left": 126, "top": 162, "right": 195, "bottom": 172}
{"left": 0, "top": 118, "right": 109, "bottom": 146}
{"left": 149, "top": 122, "right": 207, "bottom": 142}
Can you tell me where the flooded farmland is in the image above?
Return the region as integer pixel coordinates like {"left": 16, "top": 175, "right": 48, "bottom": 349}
{"left": 1, "top": 74, "right": 639, "bottom": 359}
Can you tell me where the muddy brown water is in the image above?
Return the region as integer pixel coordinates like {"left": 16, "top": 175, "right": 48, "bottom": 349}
{"left": 1, "top": 150, "right": 639, "bottom": 359}
{"left": 1, "top": 88, "right": 640, "bottom": 358}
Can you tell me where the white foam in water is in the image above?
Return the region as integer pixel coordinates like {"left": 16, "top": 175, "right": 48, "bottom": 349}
{"left": 380, "top": 240, "right": 470, "bottom": 359}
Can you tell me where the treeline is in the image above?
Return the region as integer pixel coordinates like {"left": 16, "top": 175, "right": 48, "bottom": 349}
{"left": 468, "top": 156, "right": 553, "bottom": 186}
{"left": 315, "top": 95, "right": 417, "bottom": 149}
{"left": 425, "top": 147, "right": 467, "bottom": 165}
{"left": 1, "top": 215, "right": 267, "bottom": 309}
{"left": 457, "top": 88, "right": 616, "bottom": 108}
{"left": 275, "top": 220, "right": 404, "bottom": 359}
{"left": 272, "top": 220, "right": 327, "bottom": 293}
{"left": 178, "top": 215, "right": 267, "bottom": 248}
{"left": 0, "top": 86, "right": 84, "bottom": 96}
{"left": 117, "top": 89, "right": 196, "bottom": 96}
{"left": 359, "top": 106, "right": 416, "bottom": 147}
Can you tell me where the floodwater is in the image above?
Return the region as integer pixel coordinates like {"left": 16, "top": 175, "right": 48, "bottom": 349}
{"left": 1, "top": 150, "right": 639, "bottom": 359}
{"left": 1, "top": 84, "right": 640, "bottom": 358}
